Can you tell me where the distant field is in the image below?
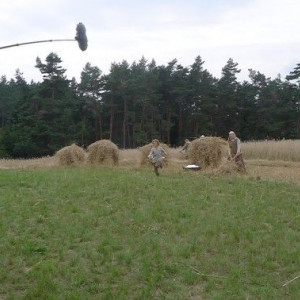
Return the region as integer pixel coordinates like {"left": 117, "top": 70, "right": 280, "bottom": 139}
{"left": 243, "top": 139, "right": 300, "bottom": 162}
{"left": 0, "top": 168, "right": 300, "bottom": 298}
{"left": 1, "top": 140, "right": 300, "bottom": 186}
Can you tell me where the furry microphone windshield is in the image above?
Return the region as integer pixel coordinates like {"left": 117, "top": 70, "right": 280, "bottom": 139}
{"left": 75, "top": 23, "right": 88, "bottom": 51}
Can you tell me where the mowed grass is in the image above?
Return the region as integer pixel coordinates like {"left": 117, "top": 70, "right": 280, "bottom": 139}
{"left": 0, "top": 168, "right": 299, "bottom": 299}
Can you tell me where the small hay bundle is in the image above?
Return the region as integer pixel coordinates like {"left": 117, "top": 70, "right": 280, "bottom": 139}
{"left": 216, "top": 159, "right": 241, "bottom": 175}
{"left": 56, "top": 144, "right": 86, "bottom": 166}
{"left": 87, "top": 139, "right": 119, "bottom": 166}
{"left": 188, "top": 136, "right": 227, "bottom": 168}
{"left": 138, "top": 142, "right": 169, "bottom": 166}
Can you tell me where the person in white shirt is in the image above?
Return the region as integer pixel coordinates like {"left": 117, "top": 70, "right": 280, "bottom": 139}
{"left": 148, "top": 139, "right": 167, "bottom": 176}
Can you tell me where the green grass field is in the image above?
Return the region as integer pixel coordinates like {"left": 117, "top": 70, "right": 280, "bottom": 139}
{"left": 0, "top": 168, "right": 299, "bottom": 299}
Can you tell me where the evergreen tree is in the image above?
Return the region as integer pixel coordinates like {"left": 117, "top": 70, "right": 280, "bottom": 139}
{"left": 170, "top": 64, "right": 190, "bottom": 144}
{"left": 286, "top": 63, "right": 300, "bottom": 137}
{"left": 286, "top": 63, "right": 300, "bottom": 84}
{"left": 103, "top": 60, "right": 130, "bottom": 147}
{"left": 78, "top": 63, "right": 104, "bottom": 145}
{"left": 157, "top": 59, "right": 177, "bottom": 144}
{"left": 126, "top": 57, "right": 160, "bottom": 146}
{"left": 216, "top": 58, "right": 241, "bottom": 136}
{"left": 188, "top": 56, "right": 217, "bottom": 138}
{"left": 35, "top": 53, "right": 68, "bottom": 100}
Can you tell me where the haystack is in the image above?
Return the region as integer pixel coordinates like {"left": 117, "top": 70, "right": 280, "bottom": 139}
{"left": 56, "top": 144, "right": 86, "bottom": 166}
{"left": 138, "top": 142, "right": 169, "bottom": 166}
{"left": 188, "top": 136, "right": 227, "bottom": 168}
{"left": 87, "top": 139, "right": 119, "bottom": 166}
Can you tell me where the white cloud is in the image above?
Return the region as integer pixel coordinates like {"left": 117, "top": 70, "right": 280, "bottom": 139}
{"left": 0, "top": 0, "right": 299, "bottom": 82}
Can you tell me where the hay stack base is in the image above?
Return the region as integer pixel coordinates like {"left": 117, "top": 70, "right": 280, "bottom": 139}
{"left": 87, "top": 139, "right": 119, "bottom": 166}
{"left": 188, "top": 137, "right": 227, "bottom": 168}
{"left": 215, "top": 159, "right": 241, "bottom": 174}
{"left": 138, "top": 142, "right": 169, "bottom": 167}
{"left": 56, "top": 144, "right": 86, "bottom": 166}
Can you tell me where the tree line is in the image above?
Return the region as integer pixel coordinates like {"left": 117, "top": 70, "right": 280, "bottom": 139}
{"left": 0, "top": 53, "right": 299, "bottom": 158}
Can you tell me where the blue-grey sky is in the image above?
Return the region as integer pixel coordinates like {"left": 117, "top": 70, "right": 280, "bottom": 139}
{"left": 0, "top": 0, "right": 299, "bottom": 82}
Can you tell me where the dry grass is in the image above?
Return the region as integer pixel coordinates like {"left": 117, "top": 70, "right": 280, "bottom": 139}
{"left": 119, "top": 149, "right": 141, "bottom": 168}
{"left": 1, "top": 142, "right": 300, "bottom": 185}
{"left": 245, "top": 159, "right": 300, "bottom": 183}
{"left": 169, "top": 147, "right": 186, "bottom": 161}
{"left": 243, "top": 139, "right": 300, "bottom": 162}
{"left": 0, "top": 156, "right": 55, "bottom": 169}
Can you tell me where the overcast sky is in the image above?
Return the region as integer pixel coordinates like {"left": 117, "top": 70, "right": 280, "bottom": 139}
{"left": 0, "top": 0, "right": 299, "bottom": 83}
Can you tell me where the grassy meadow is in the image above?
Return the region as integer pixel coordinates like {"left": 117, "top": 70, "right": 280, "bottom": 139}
{"left": 1, "top": 167, "right": 300, "bottom": 299}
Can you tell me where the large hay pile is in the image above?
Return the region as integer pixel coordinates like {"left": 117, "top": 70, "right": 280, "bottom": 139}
{"left": 87, "top": 139, "right": 119, "bottom": 166}
{"left": 188, "top": 136, "right": 227, "bottom": 168}
{"left": 138, "top": 142, "right": 169, "bottom": 166}
{"left": 56, "top": 144, "right": 86, "bottom": 166}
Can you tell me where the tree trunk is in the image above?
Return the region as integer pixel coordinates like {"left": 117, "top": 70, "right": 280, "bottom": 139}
{"left": 297, "top": 115, "right": 300, "bottom": 138}
{"left": 99, "top": 113, "right": 103, "bottom": 140}
{"left": 127, "top": 123, "right": 131, "bottom": 148}
{"left": 167, "top": 103, "right": 171, "bottom": 145}
{"left": 109, "top": 94, "right": 113, "bottom": 140}
{"left": 151, "top": 107, "right": 155, "bottom": 140}
{"left": 194, "top": 119, "right": 199, "bottom": 137}
{"left": 51, "top": 83, "right": 55, "bottom": 99}
{"left": 1, "top": 111, "right": 4, "bottom": 128}
{"left": 81, "top": 116, "right": 85, "bottom": 146}
{"left": 122, "top": 98, "right": 127, "bottom": 148}
{"left": 178, "top": 104, "right": 183, "bottom": 141}
{"left": 132, "top": 123, "right": 135, "bottom": 148}
{"left": 141, "top": 104, "right": 145, "bottom": 131}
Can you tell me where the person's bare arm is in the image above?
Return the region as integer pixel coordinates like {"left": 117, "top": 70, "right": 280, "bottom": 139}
{"left": 161, "top": 147, "right": 167, "bottom": 156}
{"left": 148, "top": 148, "right": 154, "bottom": 158}
{"left": 228, "top": 147, "right": 232, "bottom": 160}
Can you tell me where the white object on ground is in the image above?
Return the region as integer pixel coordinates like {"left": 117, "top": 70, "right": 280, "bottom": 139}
{"left": 183, "top": 164, "right": 200, "bottom": 169}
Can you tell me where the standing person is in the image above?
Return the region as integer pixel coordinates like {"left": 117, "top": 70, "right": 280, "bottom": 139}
{"left": 148, "top": 139, "right": 167, "bottom": 176}
{"left": 180, "top": 139, "right": 191, "bottom": 158}
{"left": 228, "top": 131, "right": 246, "bottom": 172}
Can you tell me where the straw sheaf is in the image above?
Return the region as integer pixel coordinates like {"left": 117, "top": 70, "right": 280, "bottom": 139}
{"left": 215, "top": 159, "right": 241, "bottom": 175}
{"left": 188, "top": 136, "right": 227, "bottom": 168}
{"left": 138, "top": 142, "right": 169, "bottom": 166}
{"left": 87, "top": 139, "right": 119, "bottom": 166}
{"left": 56, "top": 144, "right": 86, "bottom": 166}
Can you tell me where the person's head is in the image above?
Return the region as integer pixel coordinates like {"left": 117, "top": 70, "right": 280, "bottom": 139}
{"left": 229, "top": 131, "right": 236, "bottom": 140}
{"left": 152, "top": 139, "right": 160, "bottom": 147}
